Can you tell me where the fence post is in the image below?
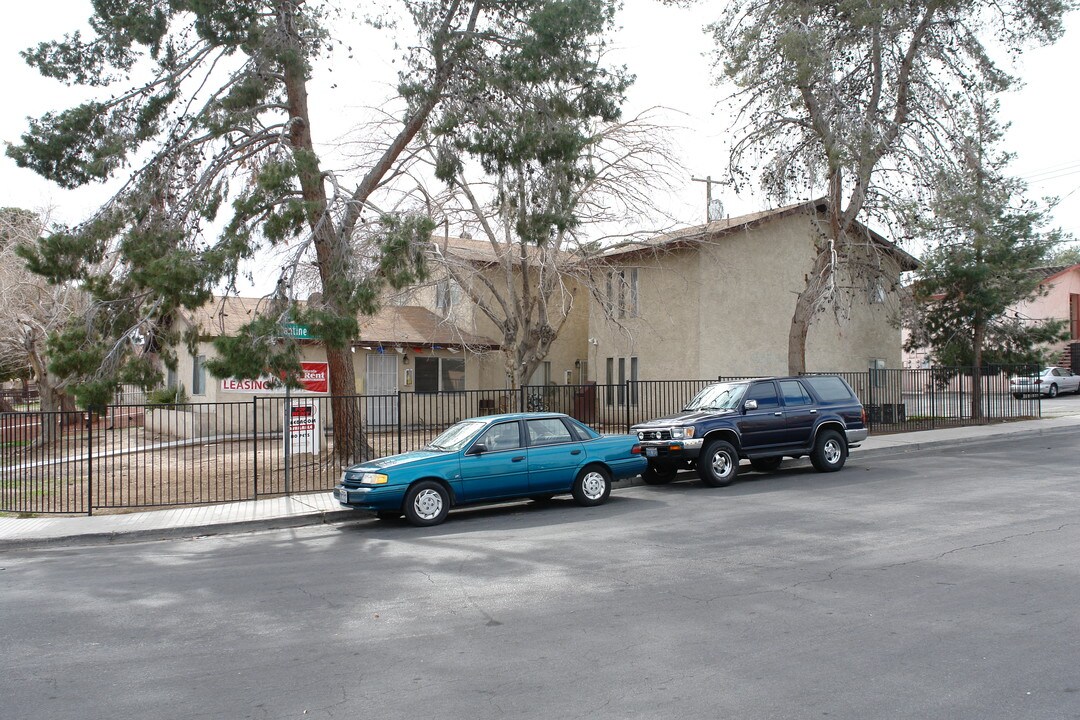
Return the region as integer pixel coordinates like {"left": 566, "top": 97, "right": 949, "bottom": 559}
{"left": 520, "top": 385, "right": 526, "bottom": 414}
{"left": 930, "top": 370, "right": 936, "bottom": 430}
{"left": 284, "top": 386, "right": 291, "bottom": 496}
{"left": 867, "top": 369, "right": 876, "bottom": 432}
{"left": 85, "top": 411, "right": 93, "bottom": 516}
{"left": 625, "top": 382, "right": 631, "bottom": 433}
{"left": 398, "top": 392, "right": 403, "bottom": 455}
{"left": 252, "top": 397, "right": 258, "bottom": 501}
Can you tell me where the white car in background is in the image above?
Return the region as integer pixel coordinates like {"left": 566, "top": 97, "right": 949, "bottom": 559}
{"left": 1010, "top": 366, "right": 1080, "bottom": 398}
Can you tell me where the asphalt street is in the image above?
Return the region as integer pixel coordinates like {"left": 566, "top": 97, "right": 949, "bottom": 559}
{"left": 2, "top": 428, "right": 1079, "bottom": 720}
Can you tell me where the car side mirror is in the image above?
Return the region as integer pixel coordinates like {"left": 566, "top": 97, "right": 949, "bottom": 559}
{"left": 744, "top": 399, "right": 758, "bottom": 412}
{"left": 468, "top": 443, "right": 487, "bottom": 455}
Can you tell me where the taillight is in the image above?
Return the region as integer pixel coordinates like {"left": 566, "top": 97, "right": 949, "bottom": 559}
{"left": 631, "top": 444, "right": 641, "bottom": 455}
{"left": 862, "top": 407, "right": 867, "bottom": 424}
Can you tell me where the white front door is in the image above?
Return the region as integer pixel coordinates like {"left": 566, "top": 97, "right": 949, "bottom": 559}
{"left": 366, "top": 354, "right": 399, "bottom": 426}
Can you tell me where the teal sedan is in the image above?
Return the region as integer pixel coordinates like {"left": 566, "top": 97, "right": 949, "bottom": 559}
{"left": 334, "top": 413, "right": 646, "bottom": 526}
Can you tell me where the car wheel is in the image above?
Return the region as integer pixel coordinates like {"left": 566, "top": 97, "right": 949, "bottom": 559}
{"left": 1048, "top": 383, "right": 1058, "bottom": 398}
{"left": 1012, "top": 393, "right": 1023, "bottom": 400}
{"left": 375, "top": 511, "right": 401, "bottom": 521}
{"left": 750, "top": 457, "right": 783, "bottom": 472}
{"left": 642, "top": 464, "right": 677, "bottom": 485}
{"left": 403, "top": 481, "right": 450, "bottom": 526}
{"left": 697, "top": 439, "right": 739, "bottom": 487}
{"left": 811, "top": 430, "right": 847, "bottom": 472}
{"left": 572, "top": 466, "right": 611, "bottom": 507}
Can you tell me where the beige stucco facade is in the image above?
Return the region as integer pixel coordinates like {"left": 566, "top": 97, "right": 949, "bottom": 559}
{"left": 588, "top": 207, "right": 908, "bottom": 381}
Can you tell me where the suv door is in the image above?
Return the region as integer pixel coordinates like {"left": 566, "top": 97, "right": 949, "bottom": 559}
{"left": 736, "top": 381, "right": 788, "bottom": 449}
{"left": 778, "top": 379, "right": 816, "bottom": 448}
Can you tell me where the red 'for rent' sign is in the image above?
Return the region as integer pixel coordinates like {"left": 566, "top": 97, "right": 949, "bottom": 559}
{"left": 221, "top": 362, "right": 330, "bottom": 394}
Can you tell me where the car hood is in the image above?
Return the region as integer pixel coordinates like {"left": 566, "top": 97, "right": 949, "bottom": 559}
{"left": 632, "top": 409, "right": 735, "bottom": 429}
{"left": 346, "top": 449, "right": 446, "bottom": 472}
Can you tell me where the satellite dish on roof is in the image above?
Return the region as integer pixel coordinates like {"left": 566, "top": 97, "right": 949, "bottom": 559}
{"left": 708, "top": 198, "right": 724, "bottom": 222}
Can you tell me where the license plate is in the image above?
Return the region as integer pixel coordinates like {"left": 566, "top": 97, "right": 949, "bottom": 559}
{"left": 337, "top": 487, "right": 348, "bottom": 502}
{"left": 645, "top": 447, "right": 657, "bottom": 457}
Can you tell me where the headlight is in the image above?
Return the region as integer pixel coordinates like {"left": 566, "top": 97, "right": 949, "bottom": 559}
{"left": 637, "top": 431, "right": 645, "bottom": 440}
{"left": 670, "top": 427, "right": 695, "bottom": 439}
{"left": 361, "top": 473, "right": 389, "bottom": 485}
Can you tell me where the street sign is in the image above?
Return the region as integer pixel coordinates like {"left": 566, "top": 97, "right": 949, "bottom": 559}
{"left": 283, "top": 322, "right": 315, "bottom": 340}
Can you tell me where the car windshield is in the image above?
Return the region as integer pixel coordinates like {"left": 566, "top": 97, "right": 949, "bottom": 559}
{"left": 426, "top": 420, "right": 486, "bottom": 451}
{"left": 684, "top": 382, "right": 748, "bottom": 411}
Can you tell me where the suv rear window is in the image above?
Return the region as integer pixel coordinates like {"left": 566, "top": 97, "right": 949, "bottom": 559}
{"left": 804, "top": 376, "right": 855, "bottom": 403}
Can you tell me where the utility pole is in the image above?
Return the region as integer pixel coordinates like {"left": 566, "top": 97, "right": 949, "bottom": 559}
{"left": 691, "top": 175, "right": 726, "bottom": 223}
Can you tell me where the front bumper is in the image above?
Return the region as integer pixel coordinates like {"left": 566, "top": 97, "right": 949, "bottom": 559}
{"left": 638, "top": 437, "right": 704, "bottom": 463}
{"left": 334, "top": 483, "right": 404, "bottom": 511}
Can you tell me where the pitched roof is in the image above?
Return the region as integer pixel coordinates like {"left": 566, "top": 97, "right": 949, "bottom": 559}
{"left": 599, "top": 200, "right": 920, "bottom": 271}
{"left": 358, "top": 305, "right": 499, "bottom": 349}
{"left": 182, "top": 295, "right": 277, "bottom": 337}
{"left": 182, "top": 297, "right": 499, "bottom": 349}
{"left": 430, "top": 235, "right": 574, "bottom": 267}
{"left": 1026, "top": 264, "right": 1080, "bottom": 284}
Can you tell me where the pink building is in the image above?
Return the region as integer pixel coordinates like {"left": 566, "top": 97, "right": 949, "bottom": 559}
{"left": 903, "top": 263, "right": 1080, "bottom": 369}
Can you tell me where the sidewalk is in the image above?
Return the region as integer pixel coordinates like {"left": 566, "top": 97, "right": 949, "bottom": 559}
{"left": 3, "top": 414, "right": 1079, "bottom": 550}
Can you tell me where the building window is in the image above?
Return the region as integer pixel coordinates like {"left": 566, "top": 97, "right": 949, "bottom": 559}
{"left": 606, "top": 268, "right": 640, "bottom": 318}
{"left": 192, "top": 355, "right": 206, "bottom": 396}
{"left": 529, "top": 361, "right": 551, "bottom": 386}
{"left": 415, "top": 356, "right": 466, "bottom": 393}
{"left": 868, "top": 278, "right": 886, "bottom": 304}
{"left": 870, "top": 358, "right": 886, "bottom": 388}
{"left": 605, "top": 357, "right": 614, "bottom": 406}
{"left": 435, "top": 278, "right": 461, "bottom": 313}
{"left": 604, "top": 356, "right": 638, "bottom": 406}
{"left": 166, "top": 368, "right": 177, "bottom": 390}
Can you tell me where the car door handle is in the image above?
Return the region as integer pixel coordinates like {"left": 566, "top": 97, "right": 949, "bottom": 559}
{"left": 773, "top": 412, "right": 782, "bottom": 416}
{"left": 809, "top": 409, "right": 817, "bottom": 414}
{"left": 511, "top": 456, "right": 525, "bottom": 462}
{"left": 570, "top": 450, "right": 582, "bottom": 455}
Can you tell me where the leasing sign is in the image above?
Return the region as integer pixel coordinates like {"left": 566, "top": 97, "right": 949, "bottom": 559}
{"left": 221, "top": 362, "right": 330, "bottom": 394}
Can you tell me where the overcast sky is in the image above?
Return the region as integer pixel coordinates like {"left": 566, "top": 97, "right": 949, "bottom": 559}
{"left": 3, "top": 1, "right": 1078, "bottom": 262}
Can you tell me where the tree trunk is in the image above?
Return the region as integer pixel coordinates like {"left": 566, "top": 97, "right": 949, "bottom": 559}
{"left": 971, "top": 321, "right": 985, "bottom": 422}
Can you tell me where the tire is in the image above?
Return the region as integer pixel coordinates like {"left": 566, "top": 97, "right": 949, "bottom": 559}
{"left": 641, "top": 464, "right": 677, "bottom": 485}
{"left": 375, "top": 511, "right": 401, "bottom": 521}
{"left": 1048, "top": 383, "right": 1058, "bottom": 398}
{"left": 697, "top": 439, "right": 739, "bottom": 487}
{"left": 403, "top": 481, "right": 450, "bottom": 526}
{"left": 810, "top": 429, "right": 847, "bottom": 473}
{"left": 1012, "top": 393, "right": 1023, "bottom": 400}
{"left": 572, "top": 465, "right": 612, "bottom": 507}
{"left": 750, "top": 457, "right": 783, "bottom": 473}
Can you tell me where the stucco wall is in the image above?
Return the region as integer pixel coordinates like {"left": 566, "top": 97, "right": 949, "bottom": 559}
{"left": 587, "top": 250, "right": 703, "bottom": 381}
{"left": 591, "top": 210, "right": 905, "bottom": 380}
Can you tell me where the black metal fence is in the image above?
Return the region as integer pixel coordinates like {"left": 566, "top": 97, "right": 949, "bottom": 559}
{"left": 0, "top": 367, "right": 1043, "bottom": 515}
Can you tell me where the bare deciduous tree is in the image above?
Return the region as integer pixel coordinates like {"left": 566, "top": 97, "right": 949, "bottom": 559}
{"left": 0, "top": 208, "right": 86, "bottom": 438}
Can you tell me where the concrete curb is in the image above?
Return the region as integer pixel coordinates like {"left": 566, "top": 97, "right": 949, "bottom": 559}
{"left": 0, "top": 509, "right": 359, "bottom": 551}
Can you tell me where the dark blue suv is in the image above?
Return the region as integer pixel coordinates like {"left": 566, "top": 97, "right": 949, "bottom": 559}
{"left": 630, "top": 376, "right": 867, "bottom": 487}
